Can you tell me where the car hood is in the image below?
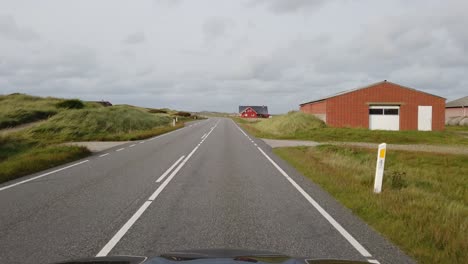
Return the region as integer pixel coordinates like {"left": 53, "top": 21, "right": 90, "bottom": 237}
{"left": 53, "top": 249, "right": 370, "bottom": 264}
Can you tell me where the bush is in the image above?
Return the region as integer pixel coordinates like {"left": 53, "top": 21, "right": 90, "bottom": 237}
{"left": 56, "top": 99, "right": 85, "bottom": 109}
{"left": 175, "top": 111, "right": 191, "bottom": 117}
{"left": 148, "top": 109, "right": 167, "bottom": 114}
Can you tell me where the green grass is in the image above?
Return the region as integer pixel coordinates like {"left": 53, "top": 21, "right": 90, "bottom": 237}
{"left": 446, "top": 126, "right": 468, "bottom": 132}
{"left": 0, "top": 93, "right": 102, "bottom": 129}
{"left": 234, "top": 112, "right": 468, "bottom": 145}
{"left": 0, "top": 94, "right": 194, "bottom": 184}
{"left": 27, "top": 106, "right": 173, "bottom": 142}
{"left": 274, "top": 145, "right": 468, "bottom": 263}
{"left": 0, "top": 144, "right": 90, "bottom": 183}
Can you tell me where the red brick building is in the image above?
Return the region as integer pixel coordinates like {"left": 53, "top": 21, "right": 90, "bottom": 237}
{"left": 300, "top": 81, "right": 445, "bottom": 131}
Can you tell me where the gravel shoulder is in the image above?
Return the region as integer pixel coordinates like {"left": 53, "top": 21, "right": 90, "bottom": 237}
{"left": 64, "top": 141, "right": 130, "bottom": 152}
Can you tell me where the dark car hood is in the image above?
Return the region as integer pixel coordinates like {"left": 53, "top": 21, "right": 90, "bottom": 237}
{"left": 53, "top": 249, "right": 370, "bottom": 264}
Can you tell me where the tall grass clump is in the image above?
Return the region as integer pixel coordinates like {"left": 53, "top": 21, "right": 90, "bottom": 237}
{"left": 56, "top": 99, "right": 85, "bottom": 109}
{"left": 0, "top": 93, "right": 103, "bottom": 128}
{"left": 28, "top": 106, "right": 172, "bottom": 141}
{"left": 0, "top": 94, "right": 60, "bottom": 128}
{"left": 253, "top": 111, "right": 325, "bottom": 137}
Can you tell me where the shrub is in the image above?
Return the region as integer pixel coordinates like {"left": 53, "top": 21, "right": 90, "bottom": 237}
{"left": 56, "top": 99, "right": 85, "bottom": 109}
{"left": 148, "top": 109, "right": 167, "bottom": 114}
{"left": 175, "top": 111, "right": 191, "bottom": 117}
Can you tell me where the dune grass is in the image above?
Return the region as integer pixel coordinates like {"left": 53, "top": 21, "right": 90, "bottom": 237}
{"left": 234, "top": 112, "right": 468, "bottom": 145}
{"left": 0, "top": 144, "right": 90, "bottom": 184}
{"left": 0, "top": 94, "right": 192, "bottom": 184}
{"left": 0, "top": 93, "right": 102, "bottom": 129}
{"left": 275, "top": 145, "right": 467, "bottom": 263}
{"left": 27, "top": 106, "right": 173, "bottom": 142}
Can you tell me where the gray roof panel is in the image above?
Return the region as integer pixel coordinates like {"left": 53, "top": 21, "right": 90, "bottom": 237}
{"left": 446, "top": 96, "right": 468, "bottom": 107}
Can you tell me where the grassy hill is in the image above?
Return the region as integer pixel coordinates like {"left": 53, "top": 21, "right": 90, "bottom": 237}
{"left": 0, "top": 93, "right": 102, "bottom": 129}
{"left": 0, "top": 93, "right": 194, "bottom": 184}
{"left": 28, "top": 106, "right": 173, "bottom": 142}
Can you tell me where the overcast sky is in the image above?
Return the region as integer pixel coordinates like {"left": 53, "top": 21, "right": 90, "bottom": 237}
{"left": 1, "top": 0, "right": 467, "bottom": 113}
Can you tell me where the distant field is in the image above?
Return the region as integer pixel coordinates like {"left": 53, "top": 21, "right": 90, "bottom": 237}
{"left": 233, "top": 112, "right": 468, "bottom": 145}
{"left": 275, "top": 145, "right": 467, "bottom": 263}
{"left": 0, "top": 94, "right": 197, "bottom": 184}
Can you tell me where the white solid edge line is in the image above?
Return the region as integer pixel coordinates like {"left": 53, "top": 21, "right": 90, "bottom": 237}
{"left": 367, "top": 259, "right": 380, "bottom": 264}
{"left": 156, "top": 155, "right": 185, "bottom": 183}
{"left": 96, "top": 201, "right": 152, "bottom": 257}
{"left": 99, "top": 153, "right": 110, "bottom": 157}
{"left": 97, "top": 124, "right": 218, "bottom": 256}
{"left": 0, "top": 160, "right": 90, "bottom": 192}
{"left": 116, "top": 148, "right": 125, "bottom": 152}
{"left": 201, "top": 133, "right": 207, "bottom": 139}
{"left": 256, "top": 146, "right": 373, "bottom": 258}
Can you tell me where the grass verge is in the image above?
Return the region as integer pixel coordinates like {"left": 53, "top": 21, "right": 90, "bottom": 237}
{"left": 0, "top": 145, "right": 90, "bottom": 184}
{"left": 233, "top": 112, "right": 468, "bottom": 145}
{"left": 274, "top": 145, "right": 467, "bottom": 263}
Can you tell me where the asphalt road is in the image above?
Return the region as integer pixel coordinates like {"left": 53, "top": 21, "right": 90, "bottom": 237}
{"left": 0, "top": 118, "right": 414, "bottom": 264}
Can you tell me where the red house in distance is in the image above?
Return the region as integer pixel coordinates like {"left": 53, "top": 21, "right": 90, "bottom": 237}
{"left": 239, "top": 106, "right": 270, "bottom": 118}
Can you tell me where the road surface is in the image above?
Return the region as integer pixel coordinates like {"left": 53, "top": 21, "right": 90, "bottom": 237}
{"left": 0, "top": 118, "right": 414, "bottom": 264}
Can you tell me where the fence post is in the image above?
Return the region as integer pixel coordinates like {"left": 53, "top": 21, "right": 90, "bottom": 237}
{"left": 374, "top": 143, "right": 387, "bottom": 193}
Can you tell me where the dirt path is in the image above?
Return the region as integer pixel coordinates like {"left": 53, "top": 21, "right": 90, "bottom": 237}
{"left": 261, "top": 138, "right": 468, "bottom": 155}
{"left": 0, "top": 120, "right": 46, "bottom": 136}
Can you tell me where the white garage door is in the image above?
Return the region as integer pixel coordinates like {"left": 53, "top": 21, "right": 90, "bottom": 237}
{"left": 369, "top": 106, "right": 400, "bottom": 131}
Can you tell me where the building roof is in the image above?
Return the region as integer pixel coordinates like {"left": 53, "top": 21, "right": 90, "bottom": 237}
{"left": 239, "top": 105, "right": 269, "bottom": 115}
{"left": 446, "top": 96, "right": 468, "bottom": 108}
{"left": 300, "top": 80, "right": 445, "bottom": 106}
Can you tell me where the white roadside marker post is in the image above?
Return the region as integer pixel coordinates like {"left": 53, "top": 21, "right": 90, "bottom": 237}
{"left": 172, "top": 118, "right": 176, "bottom": 127}
{"left": 176, "top": 116, "right": 178, "bottom": 122}
{"left": 374, "top": 143, "right": 387, "bottom": 193}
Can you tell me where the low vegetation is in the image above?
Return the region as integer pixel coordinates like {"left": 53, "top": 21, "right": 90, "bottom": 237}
{"left": 275, "top": 145, "right": 467, "bottom": 263}
{"left": 175, "top": 111, "right": 192, "bottom": 117}
{"left": 55, "top": 99, "right": 85, "bottom": 109}
{"left": 0, "top": 94, "right": 194, "bottom": 184}
{"left": 234, "top": 111, "right": 468, "bottom": 145}
{"left": 0, "top": 93, "right": 100, "bottom": 129}
{"left": 28, "top": 106, "right": 173, "bottom": 142}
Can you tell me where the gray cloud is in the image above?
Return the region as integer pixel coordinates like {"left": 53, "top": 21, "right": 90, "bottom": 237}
{"left": 203, "top": 17, "right": 233, "bottom": 42}
{"left": 249, "top": 0, "right": 326, "bottom": 13}
{"left": 0, "top": 15, "right": 40, "bottom": 41}
{"left": 122, "top": 32, "right": 146, "bottom": 44}
{"left": 1, "top": 0, "right": 467, "bottom": 113}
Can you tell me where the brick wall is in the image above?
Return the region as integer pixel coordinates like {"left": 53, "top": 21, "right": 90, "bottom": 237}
{"left": 300, "top": 100, "right": 327, "bottom": 121}
{"left": 313, "top": 82, "right": 445, "bottom": 131}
